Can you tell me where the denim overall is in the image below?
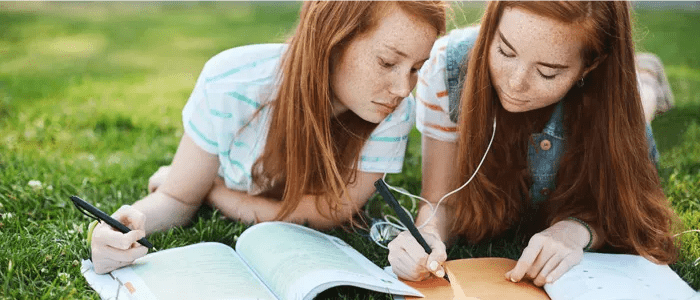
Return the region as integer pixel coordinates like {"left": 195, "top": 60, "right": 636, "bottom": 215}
{"left": 444, "top": 26, "right": 660, "bottom": 205}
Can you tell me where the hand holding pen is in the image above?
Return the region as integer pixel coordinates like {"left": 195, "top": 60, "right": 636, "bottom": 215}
{"left": 71, "top": 196, "right": 151, "bottom": 274}
{"left": 375, "top": 180, "right": 450, "bottom": 282}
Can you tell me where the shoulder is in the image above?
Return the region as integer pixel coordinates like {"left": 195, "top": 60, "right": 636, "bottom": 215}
{"left": 444, "top": 25, "right": 481, "bottom": 69}
{"left": 446, "top": 25, "right": 481, "bottom": 46}
{"left": 421, "top": 25, "right": 482, "bottom": 83}
{"left": 199, "top": 44, "right": 287, "bottom": 85}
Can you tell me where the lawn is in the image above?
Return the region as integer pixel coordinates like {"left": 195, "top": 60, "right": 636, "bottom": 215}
{"left": 0, "top": 2, "right": 698, "bottom": 299}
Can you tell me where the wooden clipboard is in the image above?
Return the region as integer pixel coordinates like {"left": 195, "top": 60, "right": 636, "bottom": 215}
{"left": 401, "top": 258, "right": 551, "bottom": 300}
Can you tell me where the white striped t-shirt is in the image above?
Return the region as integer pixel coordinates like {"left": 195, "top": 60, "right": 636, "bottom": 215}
{"left": 182, "top": 44, "right": 415, "bottom": 194}
{"left": 415, "top": 35, "right": 458, "bottom": 142}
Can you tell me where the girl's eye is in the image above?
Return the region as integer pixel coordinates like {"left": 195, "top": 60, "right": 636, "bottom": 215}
{"left": 538, "top": 70, "right": 556, "bottom": 80}
{"left": 497, "top": 46, "right": 514, "bottom": 58}
{"left": 379, "top": 58, "right": 395, "bottom": 68}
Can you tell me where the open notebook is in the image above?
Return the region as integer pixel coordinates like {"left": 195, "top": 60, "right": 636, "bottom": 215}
{"left": 391, "top": 253, "right": 699, "bottom": 300}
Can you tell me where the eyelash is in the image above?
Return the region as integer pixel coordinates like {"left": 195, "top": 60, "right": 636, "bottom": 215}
{"left": 379, "top": 58, "right": 395, "bottom": 69}
{"left": 380, "top": 58, "right": 420, "bottom": 73}
{"left": 538, "top": 71, "right": 556, "bottom": 80}
{"left": 497, "top": 46, "right": 556, "bottom": 80}
{"left": 497, "top": 46, "right": 514, "bottom": 58}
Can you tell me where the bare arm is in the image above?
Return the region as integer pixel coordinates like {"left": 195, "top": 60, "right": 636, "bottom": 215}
{"left": 90, "top": 133, "right": 219, "bottom": 273}
{"left": 415, "top": 135, "right": 459, "bottom": 242}
{"left": 206, "top": 170, "right": 383, "bottom": 230}
{"left": 132, "top": 133, "right": 220, "bottom": 234}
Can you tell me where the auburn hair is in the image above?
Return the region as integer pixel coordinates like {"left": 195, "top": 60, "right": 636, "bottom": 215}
{"left": 251, "top": 1, "right": 447, "bottom": 224}
{"left": 451, "top": 1, "right": 679, "bottom": 263}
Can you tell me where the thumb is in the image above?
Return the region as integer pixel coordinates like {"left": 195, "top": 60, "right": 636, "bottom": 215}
{"left": 125, "top": 230, "right": 146, "bottom": 247}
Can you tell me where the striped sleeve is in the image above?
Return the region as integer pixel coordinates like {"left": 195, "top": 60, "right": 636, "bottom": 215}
{"left": 358, "top": 96, "right": 416, "bottom": 174}
{"left": 182, "top": 58, "right": 220, "bottom": 155}
{"left": 415, "top": 36, "right": 459, "bottom": 142}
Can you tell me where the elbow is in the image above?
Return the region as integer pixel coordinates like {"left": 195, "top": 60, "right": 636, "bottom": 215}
{"left": 305, "top": 208, "right": 356, "bottom": 230}
{"left": 304, "top": 213, "right": 348, "bottom": 230}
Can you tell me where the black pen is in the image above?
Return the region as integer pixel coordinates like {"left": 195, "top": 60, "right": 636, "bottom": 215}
{"left": 374, "top": 179, "right": 450, "bottom": 283}
{"left": 70, "top": 195, "right": 153, "bottom": 249}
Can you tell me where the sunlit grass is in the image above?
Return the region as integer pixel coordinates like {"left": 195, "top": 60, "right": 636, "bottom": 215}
{"left": 0, "top": 2, "right": 698, "bottom": 299}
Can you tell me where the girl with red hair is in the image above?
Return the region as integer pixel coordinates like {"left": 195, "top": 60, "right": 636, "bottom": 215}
{"left": 90, "top": 1, "right": 447, "bottom": 274}
{"left": 388, "top": 1, "right": 679, "bottom": 286}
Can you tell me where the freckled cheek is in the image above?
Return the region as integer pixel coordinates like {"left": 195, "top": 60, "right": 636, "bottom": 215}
{"left": 489, "top": 57, "right": 508, "bottom": 88}
{"left": 532, "top": 85, "right": 566, "bottom": 106}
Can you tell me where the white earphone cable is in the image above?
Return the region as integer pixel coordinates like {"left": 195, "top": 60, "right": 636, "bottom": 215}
{"left": 370, "top": 117, "right": 497, "bottom": 249}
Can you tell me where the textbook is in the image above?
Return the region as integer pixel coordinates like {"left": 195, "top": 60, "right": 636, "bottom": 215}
{"left": 392, "top": 253, "right": 699, "bottom": 300}
{"left": 80, "top": 222, "right": 423, "bottom": 300}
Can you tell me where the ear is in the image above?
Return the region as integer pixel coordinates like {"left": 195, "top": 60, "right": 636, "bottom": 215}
{"left": 581, "top": 54, "right": 606, "bottom": 78}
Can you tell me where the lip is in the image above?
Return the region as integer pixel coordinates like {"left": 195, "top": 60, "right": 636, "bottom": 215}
{"left": 500, "top": 91, "right": 529, "bottom": 105}
{"left": 373, "top": 101, "right": 398, "bottom": 114}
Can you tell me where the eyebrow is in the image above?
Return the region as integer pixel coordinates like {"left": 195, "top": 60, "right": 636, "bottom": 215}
{"left": 384, "top": 44, "right": 430, "bottom": 63}
{"left": 498, "top": 30, "right": 570, "bottom": 69}
{"left": 385, "top": 44, "right": 408, "bottom": 58}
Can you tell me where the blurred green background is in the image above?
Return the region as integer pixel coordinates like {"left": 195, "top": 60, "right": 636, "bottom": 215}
{"left": 0, "top": 2, "right": 698, "bottom": 299}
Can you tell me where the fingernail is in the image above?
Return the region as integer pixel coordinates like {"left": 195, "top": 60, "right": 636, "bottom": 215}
{"left": 436, "top": 269, "right": 445, "bottom": 277}
{"left": 510, "top": 277, "right": 517, "bottom": 283}
{"left": 546, "top": 276, "right": 552, "bottom": 283}
{"left": 429, "top": 261, "right": 439, "bottom": 271}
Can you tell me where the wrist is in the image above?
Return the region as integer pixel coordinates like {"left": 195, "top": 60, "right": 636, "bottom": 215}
{"left": 564, "top": 217, "right": 594, "bottom": 251}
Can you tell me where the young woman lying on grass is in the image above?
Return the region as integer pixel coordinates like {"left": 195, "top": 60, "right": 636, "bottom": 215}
{"left": 90, "top": 1, "right": 447, "bottom": 274}
{"left": 388, "top": 1, "right": 680, "bottom": 287}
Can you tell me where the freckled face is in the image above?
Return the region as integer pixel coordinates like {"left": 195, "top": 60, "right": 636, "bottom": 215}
{"left": 330, "top": 7, "right": 437, "bottom": 123}
{"left": 489, "top": 7, "right": 587, "bottom": 113}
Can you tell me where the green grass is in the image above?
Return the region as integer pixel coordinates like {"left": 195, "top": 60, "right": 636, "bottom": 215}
{"left": 1, "top": 2, "right": 698, "bottom": 299}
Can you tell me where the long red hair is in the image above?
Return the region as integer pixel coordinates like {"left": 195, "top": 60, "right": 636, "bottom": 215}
{"left": 252, "top": 1, "right": 447, "bottom": 223}
{"left": 451, "top": 1, "right": 679, "bottom": 263}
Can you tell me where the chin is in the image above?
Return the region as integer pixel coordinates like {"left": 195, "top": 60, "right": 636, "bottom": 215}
{"left": 355, "top": 112, "right": 385, "bottom": 124}
{"left": 499, "top": 100, "right": 530, "bottom": 113}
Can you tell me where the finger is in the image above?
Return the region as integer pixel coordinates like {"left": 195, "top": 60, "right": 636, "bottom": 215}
{"left": 425, "top": 233, "right": 447, "bottom": 266}
{"left": 124, "top": 210, "right": 146, "bottom": 231}
{"left": 402, "top": 237, "right": 430, "bottom": 270}
{"left": 390, "top": 248, "right": 430, "bottom": 281}
{"left": 546, "top": 252, "right": 583, "bottom": 284}
{"left": 93, "top": 243, "right": 148, "bottom": 264}
{"left": 387, "top": 234, "right": 420, "bottom": 280}
{"left": 534, "top": 252, "right": 564, "bottom": 286}
{"left": 526, "top": 247, "right": 557, "bottom": 280}
{"left": 426, "top": 248, "right": 447, "bottom": 278}
{"left": 508, "top": 239, "right": 544, "bottom": 282}
{"left": 388, "top": 233, "right": 433, "bottom": 281}
{"left": 93, "top": 225, "right": 146, "bottom": 250}
{"left": 93, "top": 258, "right": 130, "bottom": 275}
{"left": 112, "top": 206, "right": 146, "bottom": 230}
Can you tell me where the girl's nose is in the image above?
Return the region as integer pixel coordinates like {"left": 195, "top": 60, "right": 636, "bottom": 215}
{"left": 508, "top": 64, "right": 529, "bottom": 92}
{"left": 389, "top": 71, "right": 412, "bottom": 99}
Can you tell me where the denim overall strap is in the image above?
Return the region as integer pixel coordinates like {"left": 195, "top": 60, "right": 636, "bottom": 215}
{"left": 445, "top": 26, "right": 480, "bottom": 123}
{"left": 528, "top": 102, "right": 566, "bottom": 205}
{"left": 527, "top": 104, "right": 660, "bottom": 205}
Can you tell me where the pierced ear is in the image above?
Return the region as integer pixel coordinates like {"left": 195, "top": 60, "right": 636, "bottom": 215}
{"left": 582, "top": 55, "right": 606, "bottom": 78}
